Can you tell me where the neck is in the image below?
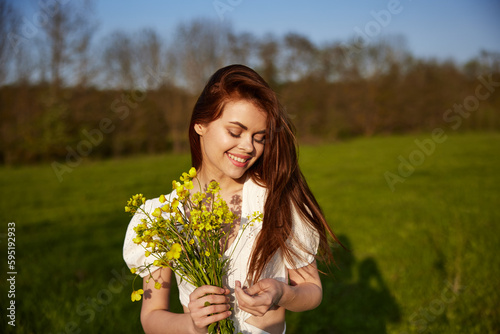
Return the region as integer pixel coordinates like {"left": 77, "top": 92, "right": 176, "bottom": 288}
{"left": 195, "top": 167, "right": 246, "bottom": 197}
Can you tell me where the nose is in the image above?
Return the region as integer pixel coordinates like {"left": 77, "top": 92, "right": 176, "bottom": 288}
{"left": 238, "top": 135, "right": 254, "bottom": 154}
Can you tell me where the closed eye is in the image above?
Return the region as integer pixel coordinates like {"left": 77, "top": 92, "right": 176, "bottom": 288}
{"left": 254, "top": 136, "right": 266, "bottom": 144}
{"left": 228, "top": 130, "right": 240, "bottom": 138}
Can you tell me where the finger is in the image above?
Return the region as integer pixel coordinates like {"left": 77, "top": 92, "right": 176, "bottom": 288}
{"left": 235, "top": 286, "right": 255, "bottom": 306}
{"left": 190, "top": 285, "right": 228, "bottom": 301}
{"left": 234, "top": 281, "right": 246, "bottom": 299}
{"left": 191, "top": 309, "right": 231, "bottom": 329}
{"left": 199, "top": 293, "right": 231, "bottom": 306}
{"left": 189, "top": 294, "right": 230, "bottom": 315}
{"left": 235, "top": 280, "right": 250, "bottom": 295}
{"left": 193, "top": 308, "right": 232, "bottom": 329}
{"left": 192, "top": 299, "right": 232, "bottom": 326}
{"left": 203, "top": 303, "right": 232, "bottom": 316}
{"left": 243, "top": 280, "right": 267, "bottom": 296}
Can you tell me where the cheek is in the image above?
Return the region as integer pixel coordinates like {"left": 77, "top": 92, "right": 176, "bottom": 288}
{"left": 218, "top": 136, "right": 236, "bottom": 151}
{"left": 255, "top": 145, "right": 265, "bottom": 160}
{"left": 204, "top": 131, "right": 234, "bottom": 154}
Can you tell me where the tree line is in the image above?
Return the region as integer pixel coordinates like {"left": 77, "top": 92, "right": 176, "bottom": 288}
{"left": 0, "top": 0, "right": 499, "bottom": 165}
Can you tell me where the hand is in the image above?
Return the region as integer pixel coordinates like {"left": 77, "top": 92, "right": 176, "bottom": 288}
{"left": 187, "top": 285, "right": 231, "bottom": 333}
{"left": 234, "top": 279, "right": 284, "bottom": 317}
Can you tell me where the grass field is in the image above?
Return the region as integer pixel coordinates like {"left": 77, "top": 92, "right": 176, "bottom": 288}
{"left": 1, "top": 132, "right": 499, "bottom": 333}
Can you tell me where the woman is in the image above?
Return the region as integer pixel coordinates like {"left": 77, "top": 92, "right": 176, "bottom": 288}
{"left": 123, "top": 64, "right": 338, "bottom": 334}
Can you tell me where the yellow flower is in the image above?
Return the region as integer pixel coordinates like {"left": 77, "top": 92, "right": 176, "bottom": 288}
{"left": 145, "top": 251, "right": 151, "bottom": 257}
{"left": 180, "top": 167, "right": 197, "bottom": 181}
{"left": 205, "top": 250, "right": 210, "bottom": 257}
{"left": 131, "top": 289, "right": 144, "bottom": 302}
{"left": 130, "top": 267, "right": 137, "bottom": 274}
{"left": 152, "top": 207, "right": 162, "bottom": 217}
{"left": 171, "top": 243, "right": 182, "bottom": 257}
{"left": 159, "top": 194, "right": 166, "bottom": 203}
{"left": 172, "top": 180, "right": 181, "bottom": 191}
{"left": 155, "top": 281, "right": 162, "bottom": 290}
{"left": 161, "top": 203, "right": 172, "bottom": 213}
{"left": 188, "top": 167, "right": 197, "bottom": 178}
{"left": 207, "top": 181, "right": 220, "bottom": 194}
{"left": 184, "top": 180, "right": 194, "bottom": 190}
{"left": 166, "top": 243, "right": 182, "bottom": 260}
{"left": 178, "top": 189, "right": 188, "bottom": 199}
{"left": 192, "top": 192, "right": 205, "bottom": 205}
{"left": 171, "top": 199, "right": 179, "bottom": 209}
{"left": 132, "top": 236, "right": 142, "bottom": 244}
{"left": 127, "top": 194, "right": 146, "bottom": 209}
{"left": 125, "top": 206, "right": 131, "bottom": 212}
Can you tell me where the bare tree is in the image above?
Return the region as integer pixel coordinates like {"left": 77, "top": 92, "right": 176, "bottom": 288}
{"left": 227, "top": 31, "right": 257, "bottom": 66}
{"left": 101, "top": 30, "right": 138, "bottom": 89}
{"left": 0, "top": 0, "right": 19, "bottom": 84}
{"left": 257, "top": 33, "right": 280, "bottom": 87}
{"left": 37, "top": 0, "right": 97, "bottom": 91}
{"left": 282, "top": 32, "right": 318, "bottom": 81}
{"left": 169, "top": 18, "right": 232, "bottom": 92}
{"left": 72, "top": 3, "right": 99, "bottom": 88}
{"left": 136, "top": 28, "right": 166, "bottom": 89}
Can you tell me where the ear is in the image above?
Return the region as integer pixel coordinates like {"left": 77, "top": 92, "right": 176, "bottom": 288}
{"left": 194, "top": 123, "right": 205, "bottom": 136}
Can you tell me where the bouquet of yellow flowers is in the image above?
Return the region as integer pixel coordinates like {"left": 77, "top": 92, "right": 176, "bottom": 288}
{"left": 125, "top": 167, "right": 261, "bottom": 334}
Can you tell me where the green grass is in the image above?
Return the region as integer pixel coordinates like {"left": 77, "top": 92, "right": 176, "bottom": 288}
{"left": 1, "top": 132, "right": 499, "bottom": 333}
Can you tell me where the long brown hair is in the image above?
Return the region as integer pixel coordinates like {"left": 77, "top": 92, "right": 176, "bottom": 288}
{"left": 189, "top": 64, "right": 338, "bottom": 282}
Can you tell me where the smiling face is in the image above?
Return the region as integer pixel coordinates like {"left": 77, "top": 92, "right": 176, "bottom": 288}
{"left": 194, "top": 99, "right": 267, "bottom": 184}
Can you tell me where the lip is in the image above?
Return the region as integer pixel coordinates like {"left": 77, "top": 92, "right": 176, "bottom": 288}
{"left": 227, "top": 152, "right": 251, "bottom": 167}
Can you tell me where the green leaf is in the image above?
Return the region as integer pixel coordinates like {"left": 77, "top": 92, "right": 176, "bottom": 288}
{"left": 207, "top": 322, "right": 216, "bottom": 333}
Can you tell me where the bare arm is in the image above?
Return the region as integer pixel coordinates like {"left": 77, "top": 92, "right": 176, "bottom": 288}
{"left": 280, "top": 261, "right": 323, "bottom": 311}
{"left": 140, "top": 268, "right": 232, "bottom": 334}
{"left": 234, "top": 261, "right": 322, "bottom": 316}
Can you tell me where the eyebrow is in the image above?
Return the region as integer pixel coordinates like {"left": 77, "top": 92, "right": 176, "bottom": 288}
{"left": 229, "top": 121, "right": 266, "bottom": 134}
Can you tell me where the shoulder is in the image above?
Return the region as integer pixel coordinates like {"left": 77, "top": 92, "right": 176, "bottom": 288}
{"left": 244, "top": 177, "right": 267, "bottom": 197}
{"left": 123, "top": 190, "right": 176, "bottom": 276}
{"left": 144, "top": 197, "right": 162, "bottom": 212}
{"left": 243, "top": 177, "right": 267, "bottom": 213}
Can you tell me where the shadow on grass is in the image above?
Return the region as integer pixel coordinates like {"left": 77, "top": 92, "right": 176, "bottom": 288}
{"left": 286, "top": 235, "right": 401, "bottom": 333}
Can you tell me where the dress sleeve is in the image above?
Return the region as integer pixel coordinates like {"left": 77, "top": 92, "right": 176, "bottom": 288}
{"left": 123, "top": 198, "right": 161, "bottom": 278}
{"left": 284, "top": 207, "right": 320, "bottom": 269}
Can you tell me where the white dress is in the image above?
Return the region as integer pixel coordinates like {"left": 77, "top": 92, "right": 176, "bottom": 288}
{"left": 123, "top": 177, "right": 320, "bottom": 334}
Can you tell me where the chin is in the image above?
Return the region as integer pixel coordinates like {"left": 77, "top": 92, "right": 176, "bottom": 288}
{"left": 229, "top": 170, "right": 247, "bottom": 181}
{"left": 225, "top": 166, "right": 249, "bottom": 181}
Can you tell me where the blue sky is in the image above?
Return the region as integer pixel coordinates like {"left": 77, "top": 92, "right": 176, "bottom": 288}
{"left": 21, "top": 0, "right": 500, "bottom": 64}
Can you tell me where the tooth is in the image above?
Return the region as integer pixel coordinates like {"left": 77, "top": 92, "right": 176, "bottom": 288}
{"left": 229, "top": 154, "right": 246, "bottom": 163}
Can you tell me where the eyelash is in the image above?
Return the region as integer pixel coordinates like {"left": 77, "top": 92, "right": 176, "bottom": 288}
{"left": 228, "top": 131, "right": 240, "bottom": 138}
{"left": 255, "top": 137, "right": 266, "bottom": 144}
{"left": 228, "top": 131, "right": 265, "bottom": 144}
